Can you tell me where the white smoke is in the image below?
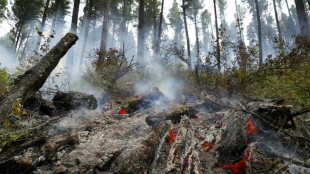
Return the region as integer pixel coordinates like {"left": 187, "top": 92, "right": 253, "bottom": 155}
{"left": 134, "top": 60, "right": 183, "bottom": 101}
{"left": 0, "top": 43, "right": 18, "bottom": 70}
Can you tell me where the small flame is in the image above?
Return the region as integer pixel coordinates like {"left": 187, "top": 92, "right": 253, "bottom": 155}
{"left": 166, "top": 127, "right": 176, "bottom": 144}
{"left": 202, "top": 142, "right": 212, "bottom": 151}
{"left": 118, "top": 109, "right": 127, "bottom": 114}
{"left": 219, "top": 148, "right": 249, "bottom": 174}
{"left": 246, "top": 117, "right": 255, "bottom": 136}
{"left": 191, "top": 115, "right": 198, "bottom": 119}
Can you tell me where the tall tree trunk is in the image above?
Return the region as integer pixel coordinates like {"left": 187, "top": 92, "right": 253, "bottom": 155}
{"left": 194, "top": 15, "right": 200, "bottom": 67}
{"left": 254, "top": 0, "right": 263, "bottom": 64}
{"left": 295, "top": 0, "right": 310, "bottom": 37}
{"left": 153, "top": 0, "right": 157, "bottom": 49}
{"left": 121, "top": 1, "right": 128, "bottom": 42}
{"left": 235, "top": 0, "right": 243, "bottom": 41}
{"left": 182, "top": 0, "right": 191, "bottom": 70}
{"left": 157, "top": 0, "right": 164, "bottom": 50}
{"left": 97, "top": 0, "right": 111, "bottom": 70}
{"left": 66, "top": 0, "right": 80, "bottom": 75}
{"left": 14, "top": 23, "right": 23, "bottom": 55}
{"left": 285, "top": 0, "right": 295, "bottom": 27}
{"left": 70, "top": 0, "right": 80, "bottom": 34}
{"left": 21, "top": 27, "right": 33, "bottom": 57}
{"left": 80, "top": 0, "right": 93, "bottom": 69}
{"left": 273, "top": 0, "right": 282, "bottom": 39}
{"left": 35, "top": 0, "right": 50, "bottom": 53}
{"left": 213, "top": 0, "right": 221, "bottom": 70}
{"left": 137, "top": 0, "right": 145, "bottom": 64}
{"left": 49, "top": 12, "right": 58, "bottom": 36}
{"left": 35, "top": 0, "right": 50, "bottom": 52}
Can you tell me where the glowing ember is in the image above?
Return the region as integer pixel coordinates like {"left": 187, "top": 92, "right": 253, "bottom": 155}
{"left": 166, "top": 127, "right": 176, "bottom": 144}
{"left": 202, "top": 142, "right": 212, "bottom": 151}
{"left": 191, "top": 115, "right": 198, "bottom": 119}
{"left": 246, "top": 117, "right": 255, "bottom": 136}
{"left": 118, "top": 109, "right": 127, "bottom": 114}
{"left": 215, "top": 114, "right": 224, "bottom": 121}
{"left": 181, "top": 149, "right": 192, "bottom": 174}
{"left": 219, "top": 149, "right": 249, "bottom": 174}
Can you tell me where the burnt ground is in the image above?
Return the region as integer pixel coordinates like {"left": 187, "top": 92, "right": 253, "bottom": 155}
{"left": 0, "top": 89, "right": 309, "bottom": 174}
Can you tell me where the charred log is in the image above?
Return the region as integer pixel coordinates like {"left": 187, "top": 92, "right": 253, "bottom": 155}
{"left": 122, "top": 87, "right": 165, "bottom": 113}
{"left": 0, "top": 33, "right": 78, "bottom": 121}
{"left": 23, "top": 91, "right": 56, "bottom": 116}
{"left": 52, "top": 91, "right": 98, "bottom": 112}
{"left": 216, "top": 111, "right": 248, "bottom": 165}
{"left": 146, "top": 104, "right": 198, "bottom": 126}
{"left": 247, "top": 101, "right": 296, "bottom": 129}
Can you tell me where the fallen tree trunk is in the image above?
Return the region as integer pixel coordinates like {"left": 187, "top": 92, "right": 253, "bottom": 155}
{"left": 0, "top": 33, "right": 78, "bottom": 122}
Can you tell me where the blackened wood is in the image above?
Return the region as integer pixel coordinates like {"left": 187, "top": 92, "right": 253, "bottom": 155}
{"left": 0, "top": 33, "right": 78, "bottom": 121}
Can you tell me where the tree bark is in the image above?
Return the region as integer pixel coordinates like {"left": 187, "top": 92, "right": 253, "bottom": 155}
{"left": 35, "top": 0, "right": 51, "bottom": 53}
{"left": 137, "top": 0, "right": 146, "bottom": 64}
{"left": 194, "top": 15, "right": 200, "bottom": 67}
{"left": 80, "top": 0, "right": 93, "bottom": 69}
{"left": 273, "top": 0, "right": 282, "bottom": 39}
{"left": 49, "top": 2, "right": 60, "bottom": 36}
{"left": 97, "top": 0, "right": 112, "bottom": 70}
{"left": 153, "top": 0, "right": 157, "bottom": 49}
{"left": 14, "top": 23, "right": 23, "bottom": 55}
{"left": 213, "top": 0, "right": 221, "bottom": 70}
{"left": 0, "top": 33, "right": 78, "bottom": 122}
{"left": 182, "top": 0, "right": 191, "bottom": 70}
{"left": 254, "top": 0, "right": 263, "bottom": 64}
{"left": 295, "top": 0, "right": 310, "bottom": 37}
{"left": 66, "top": 0, "right": 80, "bottom": 75}
{"left": 285, "top": 0, "right": 296, "bottom": 34}
{"left": 157, "top": 0, "right": 164, "bottom": 51}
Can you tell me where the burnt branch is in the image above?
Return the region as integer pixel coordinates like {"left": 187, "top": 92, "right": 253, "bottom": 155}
{"left": 0, "top": 33, "right": 78, "bottom": 122}
{"left": 204, "top": 95, "right": 310, "bottom": 144}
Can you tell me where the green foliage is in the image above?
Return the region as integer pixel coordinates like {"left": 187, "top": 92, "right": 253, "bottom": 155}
{"left": 247, "top": 35, "right": 310, "bottom": 107}
{"left": 2, "top": 98, "right": 27, "bottom": 128}
{"left": 0, "top": 128, "right": 30, "bottom": 153}
{"left": 0, "top": 0, "right": 7, "bottom": 22}
{"left": 83, "top": 48, "right": 136, "bottom": 92}
{"left": 0, "top": 64, "right": 10, "bottom": 96}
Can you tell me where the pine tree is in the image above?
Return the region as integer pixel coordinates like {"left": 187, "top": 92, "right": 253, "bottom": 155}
{"left": 66, "top": 0, "right": 80, "bottom": 75}
{"left": 137, "top": 0, "right": 146, "bottom": 64}
{"left": 9, "top": 0, "right": 42, "bottom": 55}
{"left": 0, "top": 0, "right": 7, "bottom": 22}
{"left": 295, "top": 0, "right": 310, "bottom": 36}
{"left": 168, "top": 0, "right": 183, "bottom": 45}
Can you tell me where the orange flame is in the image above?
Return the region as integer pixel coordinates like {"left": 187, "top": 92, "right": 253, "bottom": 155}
{"left": 202, "top": 142, "right": 212, "bottom": 151}
{"left": 246, "top": 117, "right": 255, "bottom": 136}
{"left": 219, "top": 148, "right": 249, "bottom": 174}
{"left": 118, "top": 109, "right": 127, "bottom": 114}
{"left": 166, "top": 127, "right": 176, "bottom": 144}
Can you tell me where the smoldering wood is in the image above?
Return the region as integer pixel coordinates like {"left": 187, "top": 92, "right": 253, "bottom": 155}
{"left": 52, "top": 91, "right": 98, "bottom": 111}
{"left": 23, "top": 90, "right": 56, "bottom": 116}
{"left": 0, "top": 33, "right": 78, "bottom": 121}
{"left": 1, "top": 88, "right": 309, "bottom": 173}
{"left": 121, "top": 87, "right": 165, "bottom": 113}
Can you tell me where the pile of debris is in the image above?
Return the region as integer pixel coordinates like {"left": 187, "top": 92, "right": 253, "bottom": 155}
{"left": 1, "top": 87, "right": 309, "bottom": 174}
